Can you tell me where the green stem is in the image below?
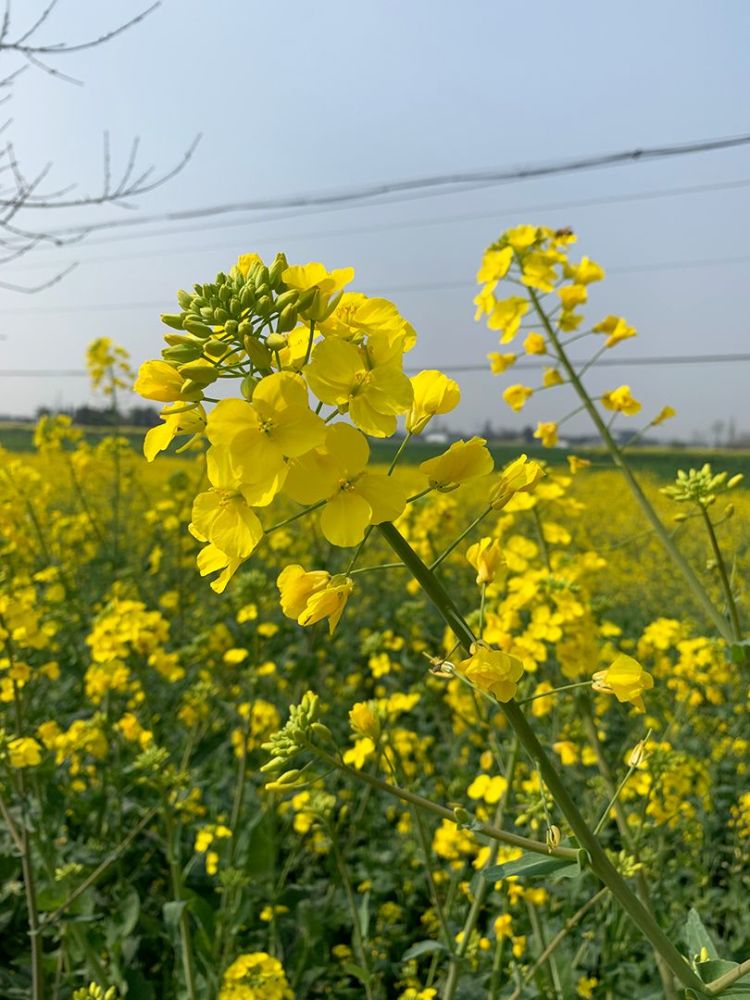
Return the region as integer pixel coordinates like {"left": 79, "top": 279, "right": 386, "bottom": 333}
{"left": 430, "top": 506, "right": 493, "bottom": 571}
{"left": 163, "top": 809, "right": 198, "bottom": 1000}
{"left": 387, "top": 431, "right": 412, "bottom": 474}
{"left": 309, "top": 745, "right": 574, "bottom": 861}
{"left": 528, "top": 287, "right": 732, "bottom": 641}
{"left": 700, "top": 505, "right": 742, "bottom": 640}
{"left": 443, "top": 739, "right": 519, "bottom": 1000}
{"left": 516, "top": 681, "right": 591, "bottom": 706}
{"left": 509, "top": 889, "right": 609, "bottom": 1000}
{"left": 376, "top": 520, "right": 706, "bottom": 996}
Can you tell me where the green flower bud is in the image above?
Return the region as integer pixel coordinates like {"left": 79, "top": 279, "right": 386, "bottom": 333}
{"left": 203, "top": 339, "right": 229, "bottom": 360}
{"left": 199, "top": 306, "right": 215, "bottom": 322}
{"left": 268, "top": 253, "right": 288, "bottom": 288}
{"left": 274, "top": 289, "right": 299, "bottom": 312}
{"left": 228, "top": 297, "right": 242, "bottom": 318}
{"left": 178, "top": 379, "right": 206, "bottom": 402}
{"left": 184, "top": 320, "right": 213, "bottom": 339}
{"left": 161, "top": 313, "right": 185, "bottom": 331}
{"left": 162, "top": 344, "right": 203, "bottom": 364}
{"left": 243, "top": 336, "right": 273, "bottom": 367}
{"left": 224, "top": 318, "right": 239, "bottom": 337}
{"left": 265, "top": 332, "right": 288, "bottom": 351}
{"left": 276, "top": 304, "right": 298, "bottom": 333}
{"left": 164, "top": 333, "right": 203, "bottom": 347}
{"left": 253, "top": 266, "right": 271, "bottom": 290}
{"left": 241, "top": 374, "right": 260, "bottom": 400}
{"left": 178, "top": 361, "right": 220, "bottom": 386}
{"left": 176, "top": 289, "right": 193, "bottom": 310}
{"left": 214, "top": 308, "right": 229, "bottom": 325}
{"left": 240, "top": 285, "right": 256, "bottom": 309}
{"left": 256, "top": 295, "right": 273, "bottom": 318}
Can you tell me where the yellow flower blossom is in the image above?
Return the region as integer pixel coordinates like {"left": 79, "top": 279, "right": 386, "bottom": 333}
{"left": 466, "top": 537, "right": 505, "bottom": 585}
{"left": 7, "top": 736, "right": 42, "bottom": 768}
{"left": 419, "top": 437, "right": 494, "bottom": 491}
{"left": 593, "top": 315, "right": 636, "bottom": 348}
{"left": 284, "top": 423, "right": 407, "bottom": 546}
{"left": 533, "top": 421, "right": 558, "bottom": 448}
{"left": 489, "top": 454, "right": 544, "bottom": 510}
{"left": 601, "top": 385, "right": 641, "bottom": 416}
{"left": 523, "top": 332, "right": 547, "bottom": 355}
{"left": 592, "top": 654, "right": 654, "bottom": 712}
{"left": 487, "top": 297, "right": 529, "bottom": 343}
{"left": 487, "top": 352, "right": 517, "bottom": 374}
{"left": 277, "top": 564, "right": 353, "bottom": 633}
{"left": 406, "top": 370, "right": 461, "bottom": 435}
{"left": 304, "top": 335, "right": 413, "bottom": 438}
{"left": 503, "top": 384, "right": 534, "bottom": 412}
{"left": 282, "top": 261, "right": 354, "bottom": 321}
{"left": 458, "top": 643, "right": 524, "bottom": 702}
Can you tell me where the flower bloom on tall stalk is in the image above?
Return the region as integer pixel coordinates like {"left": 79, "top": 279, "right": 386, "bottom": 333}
{"left": 466, "top": 537, "right": 505, "bottom": 585}
{"left": 277, "top": 564, "right": 353, "bottom": 634}
{"left": 457, "top": 642, "right": 525, "bottom": 702}
{"left": 534, "top": 421, "right": 558, "bottom": 448}
{"left": 489, "top": 454, "right": 544, "bottom": 510}
{"left": 7, "top": 736, "right": 43, "bottom": 768}
{"left": 406, "top": 369, "right": 461, "bottom": 434}
{"left": 304, "top": 334, "right": 413, "bottom": 437}
{"left": 284, "top": 423, "right": 408, "bottom": 546}
{"left": 503, "top": 384, "right": 534, "bottom": 412}
{"left": 601, "top": 384, "right": 641, "bottom": 416}
{"left": 419, "top": 437, "right": 494, "bottom": 491}
{"left": 218, "top": 951, "right": 293, "bottom": 1000}
{"left": 592, "top": 654, "right": 654, "bottom": 712}
{"left": 206, "top": 372, "right": 325, "bottom": 498}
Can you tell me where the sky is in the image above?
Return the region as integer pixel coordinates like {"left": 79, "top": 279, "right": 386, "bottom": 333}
{"left": 2, "top": 0, "right": 750, "bottom": 444}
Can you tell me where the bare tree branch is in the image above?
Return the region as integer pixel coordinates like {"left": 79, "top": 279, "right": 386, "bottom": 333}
{"left": 0, "top": 2, "right": 160, "bottom": 58}
{"left": 0, "top": 1, "right": 196, "bottom": 296}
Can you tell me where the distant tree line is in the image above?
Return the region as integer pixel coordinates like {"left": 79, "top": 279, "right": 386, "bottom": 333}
{"left": 35, "top": 405, "right": 160, "bottom": 428}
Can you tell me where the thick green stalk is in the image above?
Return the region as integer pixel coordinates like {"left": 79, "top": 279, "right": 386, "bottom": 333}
{"left": 528, "top": 287, "right": 732, "bottom": 642}
{"left": 377, "top": 521, "right": 707, "bottom": 995}
{"left": 699, "top": 506, "right": 742, "bottom": 640}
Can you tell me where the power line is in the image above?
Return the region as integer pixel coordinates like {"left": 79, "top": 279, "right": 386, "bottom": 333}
{"left": 1, "top": 353, "right": 748, "bottom": 378}
{"left": 4, "top": 249, "right": 750, "bottom": 315}
{"left": 39, "top": 132, "right": 750, "bottom": 240}
{"left": 5, "top": 173, "right": 750, "bottom": 272}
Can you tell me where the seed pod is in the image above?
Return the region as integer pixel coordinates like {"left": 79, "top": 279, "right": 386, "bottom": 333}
{"left": 161, "top": 312, "right": 185, "bottom": 331}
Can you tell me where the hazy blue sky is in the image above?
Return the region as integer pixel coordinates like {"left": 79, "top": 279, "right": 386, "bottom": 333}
{"left": 2, "top": 0, "right": 750, "bottom": 442}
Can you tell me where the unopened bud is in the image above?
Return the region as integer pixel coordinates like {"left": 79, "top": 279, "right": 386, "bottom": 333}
{"left": 241, "top": 374, "right": 260, "bottom": 400}
{"left": 243, "top": 336, "right": 273, "bottom": 367}
{"left": 176, "top": 289, "right": 193, "bottom": 310}
{"left": 627, "top": 740, "right": 647, "bottom": 768}
{"left": 724, "top": 503, "right": 735, "bottom": 519}
{"left": 184, "top": 320, "right": 213, "bottom": 339}
{"left": 265, "top": 332, "right": 288, "bottom": 351}
{"left": 276, "top": 304, "right": 298, "bottom": 333}
{"left": 203, "top": 339, "right": 229, "bottom": 360}
{"left": 161, "top": 313, "right": 185, "bottom": 330}
{"left": 546, "top": 825, "right": 561, "bottom": 851}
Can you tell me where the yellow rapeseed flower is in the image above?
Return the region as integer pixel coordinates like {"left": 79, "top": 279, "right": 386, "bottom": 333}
{"left": 503, "top": 384, "right": 534, "bottom": 412}
{"left": 277, "top": 563, "right": 353, "bottom": 634}
{"left": 466, "top": 537, "right": 505, "bottom": 585}
{"left": 406, "top": 370, "right": 461, "bottom": 435}
{"left": 419, "top": 437, "right": 494, "bottom": 491}
{"left": 458, "top": 643, "right": 524, "bottom": 702}
{"left": 592, "top": 654, "right": 654, "bottom": 712}
{"left": 601, "top": 385, "right": 641, "bottom": 416}
{"left": 7, "top": 736, "right": 42, "bottom": 768}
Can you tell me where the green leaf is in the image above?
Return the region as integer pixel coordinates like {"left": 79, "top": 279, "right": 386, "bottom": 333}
{"left": 342, "top": 962, "right": 373, "bottom": 986}
{"left": 730, "top": 640, "right": 750, "bottom": 665}
{"left": 694, "top": 960, "right": 750, "bottom": 998}
{"left": 481, "top": 851, "right": 582, "bottom": 882}
{"left": 685, "top": 907, "right": 719, "bottom": 961}
{"left": 401, "top": 940, "right": 447, "bottom": 962}
{"left": 162, "top": 899, "right": 187, "bottom": 935}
